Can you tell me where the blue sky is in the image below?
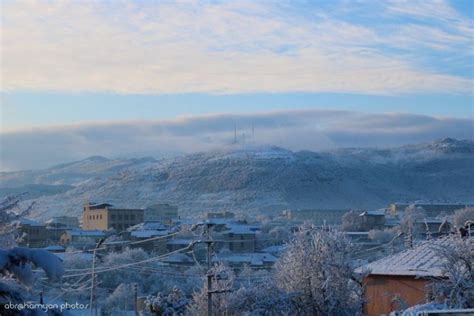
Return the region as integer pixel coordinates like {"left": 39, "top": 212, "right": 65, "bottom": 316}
{"left": 0, "top": 0, "right": 473, "bottom": 170}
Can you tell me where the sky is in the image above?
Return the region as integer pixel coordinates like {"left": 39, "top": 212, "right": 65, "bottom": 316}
{"left": 0, "top": 0, "right": 473, "bottom": 171}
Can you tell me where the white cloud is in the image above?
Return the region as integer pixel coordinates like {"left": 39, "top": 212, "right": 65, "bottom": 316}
{"left": 1, "top": 109, "right": 472, "bottom": 171}
{"left": 1, "top": 0, "right": 472, "bottom": 94}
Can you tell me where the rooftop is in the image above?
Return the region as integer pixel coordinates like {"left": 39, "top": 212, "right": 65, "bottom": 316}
{"left": 358, "top": 237, "right": 456, "bottom": 277}
{"left": 66, "top": 229, "right": 106, "bottom": 237}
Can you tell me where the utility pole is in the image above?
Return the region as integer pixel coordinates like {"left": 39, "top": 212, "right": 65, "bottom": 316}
{"left": 204, "top": 221, "right": 215, "bottom": 316}
{"left": 90, "top": 238, "right": 104, "bottom": 316}
{"left": 134, "top": 283, "right": 138, "bottom": 316}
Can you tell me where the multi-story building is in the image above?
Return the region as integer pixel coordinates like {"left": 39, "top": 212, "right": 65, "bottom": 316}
{"left": 82, "top": 202, "right": 144, "bottom": 231}
{"left": 144, "top": 204, "right": 178, "bottom": 223}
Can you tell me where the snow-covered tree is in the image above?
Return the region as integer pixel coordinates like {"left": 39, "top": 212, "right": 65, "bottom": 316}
{"left": 104, "top": 283, "right": 136, "bottom": 312}
{"left": 145, "top": 286, "right": 189, "bottom": 316}
{"left": 400, "top": 204, "right": 426, "bottom": 239}
{"left": 368, "top": 228, "right": 396, "bottom": 243}
{"left": 275, "top": 223, "right": 364, "bottom": 315}
{"left": 99, "top": 248, "right": 155, "bottom": 292}
{"left": 341, "top": 210, "right": 364, "bottom": 232}
{"left": 453, "top": 207, "right": 474, "bottom": 230}
{"left": 229, "top": 278, "right": 293, "bottom": 315}
{"left": 0, "top": 196, "right": 64, "bottom": 315}
{"left": 0, "top": 248, "right": 64, "bottom": 309}
{"left": 429, "top": 235, "right": 473, "bottom": 308}
{"left": 188, "top": 262, "right": 235, "bottom": 316}
{"left": 0, "top": 196, "right": 34, "bottom": 247}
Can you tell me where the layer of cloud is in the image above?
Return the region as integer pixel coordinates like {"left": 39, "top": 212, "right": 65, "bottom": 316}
{"left": 1, "top": 0, "right": 472, "bottom": 95}
{"left": 1, "top": 109, "right": 472, "bottom": 171}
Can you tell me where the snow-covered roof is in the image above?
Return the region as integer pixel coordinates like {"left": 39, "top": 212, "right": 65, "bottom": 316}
{"left": 130, "top": 230, "right": 169, "bottom": 238}
{"left": 262, "top": 245, "right": 286, "bottom": 254}
{"left": 359, "top": 210, "right": 385, "bottom": 216}
{"left": 43, "top": 245, "right": 65, "bottom": 251}
{"left": 128, "top": 221, "right": 167, "bottom": 232}
{"left": 224, "top": 224, "right": 257, "bottom": 234}
{"left": 204, "top": 218, "right": 234, "bottom": 225}
{"left": 218, "top": 252, "right": 277, "bottom": 266}
{"left": 54, "top": 252, "right": 93, "bottom": 261}
{"left": 19, "top": 218, "right": 44, "bottom": 226}
{"left": 358, "top": 237, "right": 453, "bottom": 277}
{"left": 66, "top": 229, "right": 105, "bottom": 237}
{"left": 344, "top": 232, "right": 370, "bottom": 236}
{"left": 167, "top": 238, "right": 194, "bottom": 245}
{"left": 162, "top": 253, "right": 193, "bottom": 264}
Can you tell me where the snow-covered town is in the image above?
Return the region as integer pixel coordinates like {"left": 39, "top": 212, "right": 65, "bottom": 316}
{"left": 2, "top": 0, "right": 474, "bottom": 315}
{"left": 1, "top": 197, "right": 473, "bottom": 315}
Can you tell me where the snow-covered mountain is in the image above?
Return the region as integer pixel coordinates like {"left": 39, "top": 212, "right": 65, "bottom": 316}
{"left": 2, "top": 138, "right": 473, "bottom": 221}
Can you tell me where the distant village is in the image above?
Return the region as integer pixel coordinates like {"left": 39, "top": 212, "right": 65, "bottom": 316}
{"left": 14, "top": 201, "right": 474, "bottom": 315}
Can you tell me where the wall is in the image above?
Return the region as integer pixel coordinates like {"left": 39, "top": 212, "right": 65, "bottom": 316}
{"left": 364, "top": 275, "right": 429, "bottom": 316}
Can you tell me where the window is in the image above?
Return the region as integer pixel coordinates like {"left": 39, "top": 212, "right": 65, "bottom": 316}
{"left": 130, "top": 214, "right": 135, "bottom": 220}
{"left": 118, "top": 215, "right": 123, "bottom": 220}
{"left": 111, "top": 214, "right": 116, "bottom": 220}
{"left": 124, "top": 214, "right": 129, "bottom": 220}
{"left": 99, "top": 214, "right": 102, "bottom": 219}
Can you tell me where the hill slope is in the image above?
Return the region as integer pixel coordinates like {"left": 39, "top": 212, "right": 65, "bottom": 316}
{"left": 2, "top": 138, "right": 472, "bottom": 220}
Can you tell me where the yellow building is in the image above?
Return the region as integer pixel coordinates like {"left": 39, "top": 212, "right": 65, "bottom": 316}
{"left": 82, "top": 202, "right": 144, "bottom": 231}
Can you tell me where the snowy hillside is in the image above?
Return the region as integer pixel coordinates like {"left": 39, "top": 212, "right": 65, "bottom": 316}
{"left": 2, "top": 138, "right": 473, "bottom": 221}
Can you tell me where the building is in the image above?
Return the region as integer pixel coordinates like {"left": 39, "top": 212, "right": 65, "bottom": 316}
{"left": 359, "top": 210, "right": 386, "bottom": 231}
{"left": 60, "top": 229, "right": 106, "bottom": 246}
{"left": 291, "top": 209, "right": 349, "bottom": 226}
{"left": 388, "top": 203, "right": 471, "bottom": 217}
{"left": 127, "top": 222, "right": 171, "bottom": 254}
{"left": 82, "top": 202, "right": 144, "bottom": 231}
{"left": 357, "top": 237, "right": 453, "bottom": 316}
{"left": 47, "top": 216, "right": 79, "bottom": 228}
{"left": 221, "top": 224, "right": 257, "bottom": 252}
{"left": 144, "top": 204, "right": 178, "bottom": 223}
{"left": 207, "top": 211, "right": 235, "bottom": 219}
{"left": 17, "top": 218, "right": 49, "bottom": 247}
{"left": 216, "top": 252, "right": 277, "bottom": 268}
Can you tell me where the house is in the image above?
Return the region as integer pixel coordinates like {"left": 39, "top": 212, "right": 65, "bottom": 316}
{"left": 46, "top": 216, "right": 80, "bottom": 228}
{"left": 128, "top": 229, "right": 170, "bottom": 254}
{"left": 144, "top": 204, "right": 178, "bottom": 223}
{"left": 82, "top": 202, "right": 144, "bottom": 231}
{"left": 359, "top": 210, "right": 386, "bottom": 230}
{"left": 216, "top": 252, "right": 277, "bottom": 268}
{"left": 60, "top": 229, "right": 106, "bottom": 246}
{"left": 221, "top": 224, "right": 257, "bottom": 252}
{"left": 17, "top": 218, "right": 49, "bottom": 247}
{"left": 357, "top": 237, "right": 453, "bottom": 316}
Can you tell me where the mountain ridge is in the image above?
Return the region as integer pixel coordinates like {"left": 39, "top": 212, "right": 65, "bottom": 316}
{"left": 1, "top": 138, "right": 472, "bottom": 220}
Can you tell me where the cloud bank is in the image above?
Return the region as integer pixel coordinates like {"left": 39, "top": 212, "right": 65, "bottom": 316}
{"left": 2, "top": 0, "right": 472, "bottom": 95}
{"left": 1, "top": 110, "right": 472, "bottom": 171}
